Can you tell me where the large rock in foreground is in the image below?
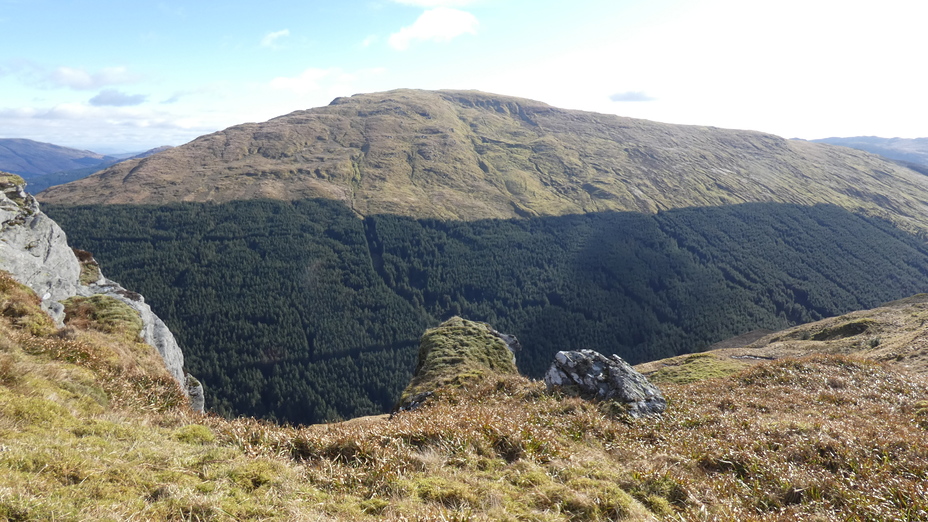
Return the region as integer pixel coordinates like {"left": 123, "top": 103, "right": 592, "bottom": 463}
{"left": 396, "top": 316, "right": 520, "bottom": 411}
{"left": 0, "top": 173, "right": 202, "bottom": 411}
{"left": 545, "top": 349, "right": 666, "bottom": 417}
{"left": 0, "top": 174, "right": 81, "bottom": 322}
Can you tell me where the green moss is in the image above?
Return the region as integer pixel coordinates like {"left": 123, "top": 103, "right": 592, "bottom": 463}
{"left": 399, "top": 317, "right": 519, "bottom": 405}
{"left": 62, "top": 295, "right": 143, "bottom": 341}
{"left": 0, "top": 172, "right": 26, "bottom": 187}
{"left": 78, "top": 263, "right": 102, "bottom": 286}
{"left": 916, "top": 400, "right": 928, "bottom": 429}
{"left": 811, "top": 320, "right": 874, "bottom": 341}
{"left": 359, "top": 497, "right": 390, "bottom": 515}
{"left": 409, "top": 476, "right": 479, "bottom": 508}
{"left": 229, "top": 459, "right": 284, "bottom": 491}
{"left": 0, "top": 392, "right": 74, "bottom": 427}
{"left": 173, "top": 424, "right": 216, "bottom": 445}
{"left": 72, "top": 419, "right": 136, "bottom": 440}
{"left": 649, "top": 354, "right": 749, "bottom": 384}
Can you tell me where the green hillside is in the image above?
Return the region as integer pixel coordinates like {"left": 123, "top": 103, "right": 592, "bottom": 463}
{"left": 46, "top": 200, "right": 928, "bottom": 424}
{"left": 38, "top": 90, "right": 928, "bottom": 235}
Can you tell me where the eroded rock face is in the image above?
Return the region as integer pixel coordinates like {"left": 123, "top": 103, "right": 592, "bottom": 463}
{"left": 544, "top": 349, "right": 666, "bottom": 417}
{"left": 0, "top": 178, "right": 81, "bottom": 323}
{"left": 0, "top": 174, "right": 203, "bottom": 412}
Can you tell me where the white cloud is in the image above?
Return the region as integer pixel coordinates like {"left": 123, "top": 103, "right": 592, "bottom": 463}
{"left": 360, "top": 34, "right": 378, "bottom": 48}
{"left": 269, "top": 68, "right": 334, "bottom": 96}
{"left": 89, "top": 89, "right": 148, "bottom": 107}
{"left": 161, "top": 86, "right": 215, "bottom": 104}
{"left": 268, "top": 67, "right": 387, "bottom": 97}
{"left": 610, "top": 91, "right": 656, "bottom": 102}
{"left": 47, "top": 66, "right": 141, "bottom": 90}
{"left": 261, "top": 29, "right": 290, "bottom": 48}
{"left": 0, "top": 101, "right": 218, "bottom": 151}
{"left": 388, "top": 7, "right": 478, "bottom": 50}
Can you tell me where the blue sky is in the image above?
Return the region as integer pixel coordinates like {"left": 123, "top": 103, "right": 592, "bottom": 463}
{"left": 1, "top": 0, "right": 925, "bottom": 152}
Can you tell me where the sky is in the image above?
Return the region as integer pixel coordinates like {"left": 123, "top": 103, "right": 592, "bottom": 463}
{"left": 1, "top": 0, "right": 925, "bottom": 153}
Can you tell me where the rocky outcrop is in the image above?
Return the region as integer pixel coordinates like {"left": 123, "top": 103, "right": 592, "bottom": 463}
{"left": 395, "top": 317, "right": 520, "bottom": 411}
{"left": 0, "top": 173, "right": 203, "bottom": 411}
{"left": 76, "top": 277, "right": 189, "bottom": 387}
{"left": 185, "top": 373, "right": 205, "bottom": 413}
{"left": 0, "top": 176, "right": 81, "bottom": 323}
{"left": 545, "top": 349, "right": 666, "bottom": 417}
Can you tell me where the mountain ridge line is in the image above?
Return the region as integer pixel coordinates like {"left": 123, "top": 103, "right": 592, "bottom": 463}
{"left": 37, "top": 89, "right": 928, "bottom": 233}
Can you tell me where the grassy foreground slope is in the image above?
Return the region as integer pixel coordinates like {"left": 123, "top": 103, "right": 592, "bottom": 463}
{"left": 3, "top": 268, "right": 928, "bottom": 521}
{"left": 45, "top": 200, "right": 928, "bottom": 423}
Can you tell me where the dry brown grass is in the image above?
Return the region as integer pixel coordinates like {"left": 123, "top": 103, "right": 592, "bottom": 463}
{"left": 192, "top": 355, "right": 928, "bottom": 521}
{"left": 3, "top": 268, "right": 928, "bottom": 520}
{"left": 0, "top": 272, "right": 56, "bottom": 337}
{"left": 626, "top": 356, "right": 928, "bottom": 520}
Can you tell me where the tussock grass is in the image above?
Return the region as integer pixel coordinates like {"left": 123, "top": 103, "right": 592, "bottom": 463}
{"left": 648, "top": 353, "right": 749, "bottom": 384}
{"left": 2, "top": 270, "right": 928, "bottom": 519}
{"left": 0, "top": 172, "right": 26, "bottom": 186}
{"left": 0, "top": 272, "right": 56, "bottom": 337}
{"left": 62, "top": 294, "right": 143, "bottom": 342}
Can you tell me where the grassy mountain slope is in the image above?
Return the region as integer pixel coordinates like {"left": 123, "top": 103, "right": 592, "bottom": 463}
{"left": 45, "top": 200, "right": 928, "bottom": 424}
{"left": 23, "top": 145, "right": 176, "bottom": 193}
{"left": 0, "top": 138, "right": 111, "bottom": 178}
{"left": 38, "top": 90, "right": 928, "bottom": 232}
{"left": 639, "top": 292, "right": 928, "bottom": 382}
{"left": 3, "top": 268, "right": 927, "bottom": 520}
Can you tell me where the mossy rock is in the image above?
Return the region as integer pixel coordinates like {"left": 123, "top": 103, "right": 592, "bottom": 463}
{"left": 0, "top": 172, "right": 26, "bottom": 187}
{"left": 397, "top": 317, "right": 519, "bottom": 407}
{"left": 73, "top": 249, "right": 102, "bottom": 285}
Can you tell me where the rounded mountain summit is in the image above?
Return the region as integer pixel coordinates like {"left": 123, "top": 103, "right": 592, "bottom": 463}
{"left": 39, "top": 89, "right": 928, "bottom": 229}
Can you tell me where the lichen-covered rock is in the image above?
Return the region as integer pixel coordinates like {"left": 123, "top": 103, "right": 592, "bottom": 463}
{"left": 0, "top": 173, "right": 203, "bottom": 412}
{"left": 186, "top": 373, "right": 205, "bottom": 413}
{"left": 0, "top": 174, "right": 81, "bottom": 323}
{"left": 396, "top": 317, "right": 520, "bottom": 411}
{"left": 545, "top": 349, "right": 666, "bottom": 417}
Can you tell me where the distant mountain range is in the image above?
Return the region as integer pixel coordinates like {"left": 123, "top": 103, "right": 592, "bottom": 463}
{"left": 0, "top": 138, "right": 172, "bottom": 192}
{"left": 810, "top": 136, "right": 928, "bottom": 174}
{"left": 0, "top": 138, "right": 115, "bottom": 177}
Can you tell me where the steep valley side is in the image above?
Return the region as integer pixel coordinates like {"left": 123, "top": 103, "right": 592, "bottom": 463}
{"left": 45, "top": 200, "right": 928, "bottom": 424}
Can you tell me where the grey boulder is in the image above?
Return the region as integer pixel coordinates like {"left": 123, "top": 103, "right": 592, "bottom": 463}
{"left": 544, "top": 349, "right": 666, "bottom": 417}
